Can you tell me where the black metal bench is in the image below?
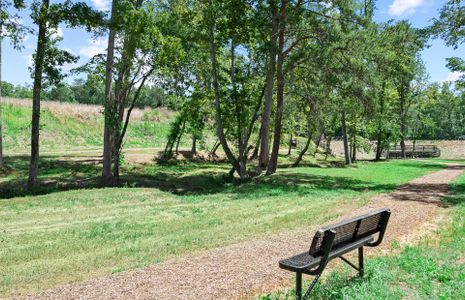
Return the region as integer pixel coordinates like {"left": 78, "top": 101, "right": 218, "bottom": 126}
{"left": 279, "top": 208, "right": 391, "bottom": 300}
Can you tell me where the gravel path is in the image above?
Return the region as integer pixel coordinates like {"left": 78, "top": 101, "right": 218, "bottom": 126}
{"left": 11, "top": 164, "right": 464, "bottom": 300}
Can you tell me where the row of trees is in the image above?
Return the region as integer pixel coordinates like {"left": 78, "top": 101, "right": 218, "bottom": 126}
{"left": 1, "top": 79, "right": 170, "bottom": 108}
{"left": 1, "top": 0, "right": 464, "bottom": 187}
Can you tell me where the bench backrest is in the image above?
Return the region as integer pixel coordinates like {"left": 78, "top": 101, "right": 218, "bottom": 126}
{"left": 309, "top": 208, "right": 390, "bottom": 257}
{"left": 389, "top": 145, "right": 438, "bottom": 152}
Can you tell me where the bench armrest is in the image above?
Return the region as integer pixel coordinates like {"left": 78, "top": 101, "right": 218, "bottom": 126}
{"left": 307, "top": 229, "right": 336, "bottom": 275}
{"left": 367, "top": 210, "right": 391, "bottom": 247}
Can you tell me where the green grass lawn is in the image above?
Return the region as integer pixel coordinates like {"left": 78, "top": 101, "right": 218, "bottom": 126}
{"left": 0, "top": 159, "right": 447, "bottom": 296}
{"left": 262, "top": 168, "right": 465, "bottom": 300}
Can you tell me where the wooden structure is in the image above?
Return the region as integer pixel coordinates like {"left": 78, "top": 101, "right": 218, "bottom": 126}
{"left": 386, "top": 144, "right": 441, "bottom": 159}
{"left": 279, "top": 209, "right": 391, "bottom": 300}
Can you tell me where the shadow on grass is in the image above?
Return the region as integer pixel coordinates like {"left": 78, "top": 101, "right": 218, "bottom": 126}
{"left": 444, "top": 180, "right": 465, "bottom": 206}
{"left": 0, "top": 155, "right": 459, "bottom": 206}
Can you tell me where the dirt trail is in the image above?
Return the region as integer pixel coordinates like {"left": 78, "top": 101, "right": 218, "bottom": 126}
{"left": 11, "top": 164, "right": 465, "bottom": 300}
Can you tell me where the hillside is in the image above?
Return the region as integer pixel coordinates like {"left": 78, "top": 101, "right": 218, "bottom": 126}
{"left": 1, "top": 98, "right": 176, "bottom": 153}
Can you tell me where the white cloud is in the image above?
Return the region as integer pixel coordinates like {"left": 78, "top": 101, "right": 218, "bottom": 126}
{"left": 388, "top": 0, "right": 425, "bottom": 16}
{"left": 443, "top": 72, "right": 465, "bottom": 83}
{"left": 78, "top": 38, "right": 107, "bottom": 58}
{"left": 91, "top": 0, "right": 110, "bottom": 11}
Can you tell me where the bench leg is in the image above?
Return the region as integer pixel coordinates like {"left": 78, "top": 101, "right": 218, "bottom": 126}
{"left": 358, "top": 246, "right": 364, "bottom": 277}
{"left": 296, "top": 272, "right": 302, "bottom": 300}
{"left": 303, "top": 274, "right": 321, "bottom": 300}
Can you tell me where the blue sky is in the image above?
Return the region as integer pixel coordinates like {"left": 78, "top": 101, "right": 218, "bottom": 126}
{"left": 2, "top": 0, "right": 463, "bottom": 86}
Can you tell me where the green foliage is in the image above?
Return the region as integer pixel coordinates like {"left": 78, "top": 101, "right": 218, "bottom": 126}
{"left": 0, "top": 0, "right": 30, "bottom": 48}
{"left": 431, "top": 0, "right": 465, "bottom": 49}
{"left": 431, "top": 1, "right": 465, "bottom": 87}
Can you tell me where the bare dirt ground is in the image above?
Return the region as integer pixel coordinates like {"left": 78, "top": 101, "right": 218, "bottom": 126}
{"left": 9, "top": 164, "right": 464, "bottom": 300}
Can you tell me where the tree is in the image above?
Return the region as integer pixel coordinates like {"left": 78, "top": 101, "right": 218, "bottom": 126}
{"left": 27, "top": 0, "right": 104, "bottom": 188}
{"left": 203, "top": 0, "right": 265, "bottom": 178}
{"left": 431, "top": 1, "right": 465, "bottom": 87}
{"left": 102, "top": 0, "right": 184, "bottom": 184}
{"left": 258, "top": 0, "right": 278, "bottom": 170}
{"left": 102, "top": 0, "right": 117, "bottom": 185}
{"left": 388, "top": 22, "right": 426, "bottom": 158}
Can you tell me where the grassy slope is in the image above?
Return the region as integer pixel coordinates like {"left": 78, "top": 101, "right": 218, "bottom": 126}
{"left": 0, "top": 160, "right": 446, "bottom": 296}
{"left": 1, "top": 103, "right": 173, "bottom": 152}
{"left": 263, "top": 168, "right": 465, "bottom": 300}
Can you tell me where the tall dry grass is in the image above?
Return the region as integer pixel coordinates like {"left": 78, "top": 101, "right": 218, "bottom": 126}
{"left": 2, "top": 97, "right": 174, "bottom": 122}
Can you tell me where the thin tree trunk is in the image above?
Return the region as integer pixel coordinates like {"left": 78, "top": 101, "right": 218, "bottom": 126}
{"left": 210, "top": 139, "right": 220, "bottom": 158}
{"left": 292, "top": 132, "right": 312, "bottom": 167}
{"left": 399, "top": 87, "right": 406, "bottom": 159}
{"left": 249, "top": 134, "right": 260, "bottom": 160}
{"left": 231, "top": 36, "right": 247, "bottom": 177}
{"left": 351, "top": 135, "right": 356, "bottom": 162}
{"left": 313, "top": 133, "right": 322, "bottom": 157}
{"left": 27, "top": 0, "right": 49, "bottom": 189}
{"left": 267, "top": 0, "right": 286, "bottom": 175}
{"left": 0, "top": 34, "right": 3, "bottom": 169}
{"left": 287, "top": 134, "right": 292, "bottom": 156}
{"left": 175, "top": 121, "right": 185, "bottom": 155}
{"left": 206, "top": 0, "right": 241, "bottom": 176}
{"left": 259, "top": 0, "right": 278, "bottom": 169}
{"left": 325, "top": 136, "right": 332, "bottom": 160}
{"left": 191, "top": 136, "right": 197, "bottom": 155}
{"left": 375, "top": 133, "right": 383, "bottom": 161}
{"left": 412, "top": 139, "right": 416, "bottom": 158}
{"left": 341, "top": 110, "right": 351, "bottom": 165}
{"left": 351, "top": 114, "right": 356, "bottom": 162}
{"left": 375, "top": 81, "right": 386, "bottom": 161}
{"left": 250, "top": 124, "right": 261, "bottom": 160}
{"left": 102, "top": 0, "right": 117, "bottom": 185}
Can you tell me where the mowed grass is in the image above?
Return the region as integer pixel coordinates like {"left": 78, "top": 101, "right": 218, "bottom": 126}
{"left": 0, "top": 159, "right": 446, "bottom": 296}
{"left": 262, "top": 165, "right": 465, "bottom": 300}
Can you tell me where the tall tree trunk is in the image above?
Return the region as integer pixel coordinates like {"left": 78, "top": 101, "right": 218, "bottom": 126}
{"left": 267, "top": 0, "right": 286, "bottom": 175}
{"left": 341, "top": 110, "right": 351, "bottom": 165}
{"left": 0, "top": 34, "right": 4, "bottom": 169}
{"left": 351, "top": 135, "right": 356, "bottom": 162}
{"left": 102, "top": 0, "right": 117, "bottom": 185}
{"left": 206, "top": 0, "right": 241, "bottom": 177}
{"left": 27, "top": 0, "right": 49, "bottom": 189}
{"left": 259, "top": 0, "right": 278, "bottom": 169}
{"left": 399, "top": 87, "right": 406, "bottom": 159}
{"left": 351, "top": 114, "right": 356, "bottom": 162}
{"left": 375, "top": 81, "right": 386, "bottom": 161}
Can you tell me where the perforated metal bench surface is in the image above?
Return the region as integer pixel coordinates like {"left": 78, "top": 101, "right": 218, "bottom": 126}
{"left": 279, "top": 235, "right": 374, "bottom": 273}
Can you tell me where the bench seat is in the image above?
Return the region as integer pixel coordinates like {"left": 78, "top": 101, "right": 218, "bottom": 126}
{"left": 279, "top": 235, "right": 374, "bottom": 273}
